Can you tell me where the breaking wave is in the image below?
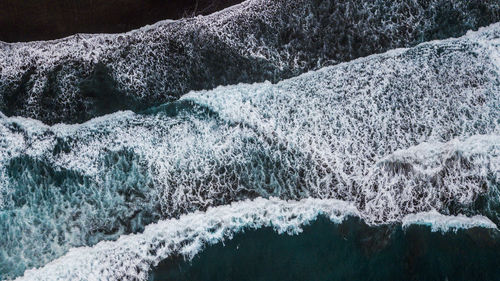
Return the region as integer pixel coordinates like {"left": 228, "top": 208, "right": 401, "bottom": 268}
{"left": 14, "top": 197, "right": 498, "bottom": 281}
{"left": 1, "top": 22, "right": 499, "bottom": 279}
{"left": 149, "top": 210, "right": 499, "bottom": 281}
{"left": 1, "top": 0, "right": 499, "bottom": 124}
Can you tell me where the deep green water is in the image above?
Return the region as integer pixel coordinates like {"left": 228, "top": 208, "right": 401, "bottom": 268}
{"left": 150, "top": 216, "right": 500, "bottom": 281}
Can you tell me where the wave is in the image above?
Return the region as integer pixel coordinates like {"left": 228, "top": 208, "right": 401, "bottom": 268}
{"left": 149, "top": 211, "right": 500, "bottom": 281}
{"left": 1, "top": 0, "right": 499, "bottom": 124}
{"left": 402, "top": 209, "right": 497, "bottom": 232}
{"left": 15, "top": 197, "right": 497, "bottom": 281}
{"left": 1, "top": 22, "right": 499, "bottom": 279}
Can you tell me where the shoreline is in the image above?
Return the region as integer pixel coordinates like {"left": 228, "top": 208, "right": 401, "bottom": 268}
{"left": 0, "top": 0, "right": 243, "bottom": 42}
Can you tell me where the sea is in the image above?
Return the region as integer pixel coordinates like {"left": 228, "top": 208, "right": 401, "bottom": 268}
{"left": 0, "top": 0, "right": 499, "bottom": 280}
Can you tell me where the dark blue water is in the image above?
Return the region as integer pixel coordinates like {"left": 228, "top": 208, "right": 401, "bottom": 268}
{"left": 150, "top": 216, "right": 500, "bottom": 281}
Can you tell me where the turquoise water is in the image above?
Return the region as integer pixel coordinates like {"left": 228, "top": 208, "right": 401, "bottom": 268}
{"left": 151, "top": 216, "right": 500, "bottom": 281}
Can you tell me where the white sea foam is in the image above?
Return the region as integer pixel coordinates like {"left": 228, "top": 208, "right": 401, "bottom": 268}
{"left": 1, "top": 0, "right": 499, "bottom": 123}
{"left": 1, "top": 22, "right": 500, "bottom": 280}
{"left": 402, "top": 210, "right": 497, "bottom": 232}
{"left": 14, "top": 197, "right": 496, "bottom": 281}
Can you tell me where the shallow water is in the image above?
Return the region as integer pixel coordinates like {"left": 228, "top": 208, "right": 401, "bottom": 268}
{"left": 150, "top": 216, "right": 500, "bottom": 281}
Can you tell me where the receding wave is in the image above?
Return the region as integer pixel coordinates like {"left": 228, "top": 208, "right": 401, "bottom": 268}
{"left": 1, "top": 0, "right": 499, "bottom": 124}
{"left": 1, "top": 23, "right": 499, "bottom": 279}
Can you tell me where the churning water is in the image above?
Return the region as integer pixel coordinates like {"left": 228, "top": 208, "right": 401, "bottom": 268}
{"left": 0, "top": 0, "right": 499, "bottom": 280}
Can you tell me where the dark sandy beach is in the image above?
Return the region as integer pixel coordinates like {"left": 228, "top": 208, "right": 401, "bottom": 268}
{"left": 0, "top": 0, "right": 242, "bottom": 42}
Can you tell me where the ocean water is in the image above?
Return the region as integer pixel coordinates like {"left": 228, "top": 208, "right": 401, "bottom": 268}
{"left": 150, "top": 216, "right": 500, "bottom": 281}
{"left": 1, "top": 0, "right": 499, "bottom": 124}
{"left": 0, "top": 0, "right": 499, "bottom": 280}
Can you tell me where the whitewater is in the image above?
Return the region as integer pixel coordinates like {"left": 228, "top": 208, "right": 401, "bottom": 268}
{"left": 0, "top": 20, "right": 498, "bottom": 279}
{"left": 0, "top": 0, "right": 499, "bottom": 280}
{"left": 15, "top": 198, "right": 498, "bottom": 280}
{"left": 1, "top": 0, "right": 499, "bottom": 124}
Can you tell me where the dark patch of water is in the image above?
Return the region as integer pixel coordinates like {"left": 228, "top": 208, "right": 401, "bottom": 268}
{"left": 150, "top": 216, "right": 500, "bottom": 281}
